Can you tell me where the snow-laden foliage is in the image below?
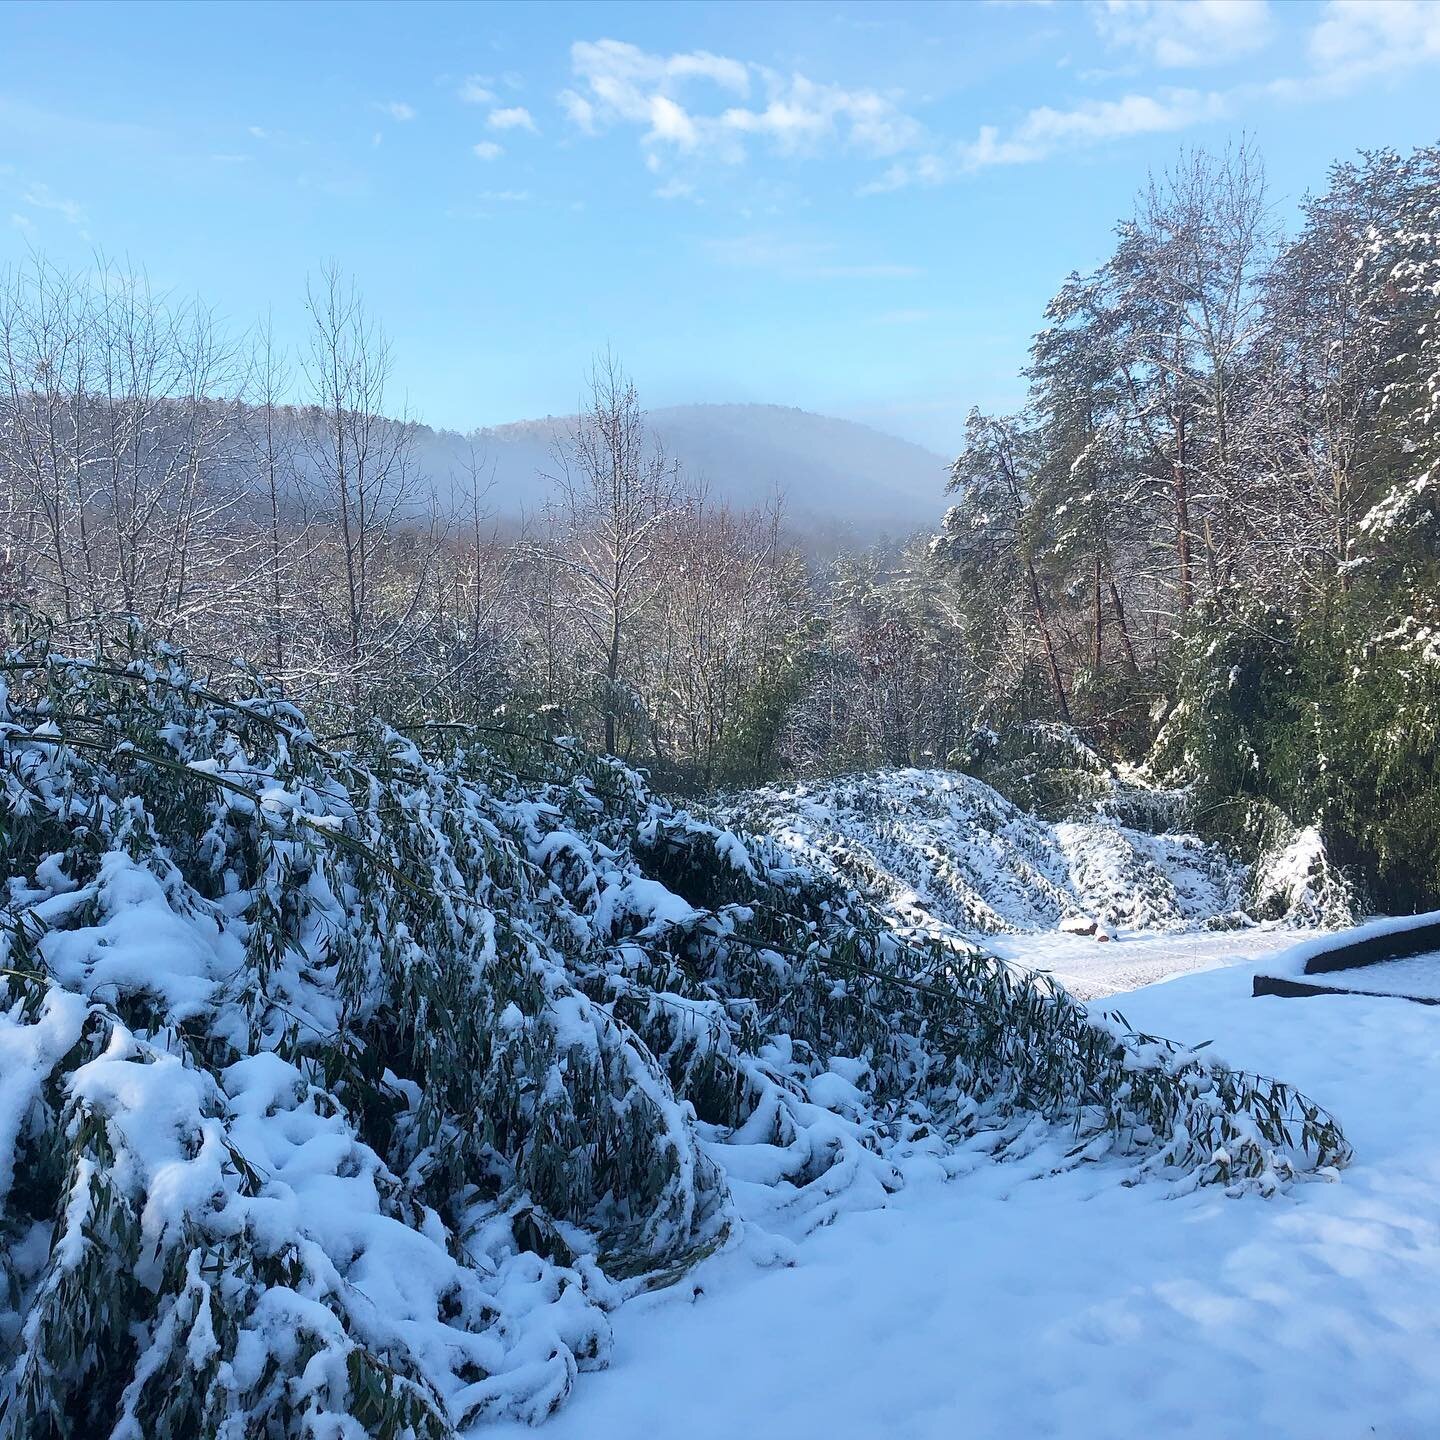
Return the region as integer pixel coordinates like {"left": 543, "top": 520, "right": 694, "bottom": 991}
{"left": 1246, "top": 819, "right": 1358, "bottom": 930}
{"left": 728, "top": 767, "right": 1252, "bottom": 937}
{"left": 1357, "top": 146, "right": 1440, "bottom": 632}
{"left": 967, "top": 721, "right": 1191, "bottom": 834}
{"left": 0, "top": 616, "right": 1350, "bottom": 1437}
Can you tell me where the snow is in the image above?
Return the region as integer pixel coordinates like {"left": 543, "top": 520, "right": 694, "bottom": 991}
{"left": 0, "top": 647, "right": 1373, "bottom": 1435}
{"left": 731, "top": 766, "right": 1333, "bottom": 1002}
{"left": 0, "top": 989, "right": 88, "bottom": 1205}
{"left": 1334, "top": 953, "right": 1440, "bottom": 999}
{"left": 729, "top": 768, "right": 1255, "bottom": 938}
{"left": 496, "top": 953, "right": 1440, "bottom": 1440}
{"left": 1256, "top": 943, "right": 1440, "bottom": 1001}
{"left": 1248, "top": 822, "right": 1357, "bottom": 926}
{"left": 40, "top": 851, "right": 243, "bottom": 1031}
{"left": 593, "top": 874, "right": 703, "bottom": 937}
{"left": 1257, "top": 908, "right": 1440, "bottom": 979}
{"left": 988, "top": 926, "right": 1316, "bottom": 1000}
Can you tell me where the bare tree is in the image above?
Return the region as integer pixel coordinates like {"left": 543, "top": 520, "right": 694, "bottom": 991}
{"left": 242, "top": 315, "right": 305, "bottom": 682}
{"left": 0, "top": 255, "right": 259, "bottom": 645}
{"left": 1107, "top": 142, "right": 1274, "bottom": 612}
{"left": 541, "top": 353, "right": 688, "bottom": 754}
{"left": 300, "top": 264, "right": 437, "bottom": 710}
{"left": 632, "top": 490, "right": 807, "bottom": 783}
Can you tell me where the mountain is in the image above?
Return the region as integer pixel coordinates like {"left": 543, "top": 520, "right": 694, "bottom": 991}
{"left": 416, "top": 403, "right": 953, "bottom": 546}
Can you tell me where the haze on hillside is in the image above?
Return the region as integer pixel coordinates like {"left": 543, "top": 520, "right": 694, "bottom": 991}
{"left": 420, "top": 403, "right": 949, "bottom": 543}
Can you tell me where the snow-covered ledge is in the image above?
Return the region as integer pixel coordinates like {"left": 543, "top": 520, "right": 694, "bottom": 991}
{"left": 1253, "top": 911, "right": 1440, "bottom": 1002}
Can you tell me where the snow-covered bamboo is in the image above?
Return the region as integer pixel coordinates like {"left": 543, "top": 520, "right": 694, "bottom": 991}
{"left": 0, "top": 611, "right": 1349, "bottom": 1436}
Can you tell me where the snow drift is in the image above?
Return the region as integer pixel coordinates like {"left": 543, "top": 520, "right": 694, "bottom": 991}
{"left": 0, "top": 617, "right": 1349, "bottom": 1437}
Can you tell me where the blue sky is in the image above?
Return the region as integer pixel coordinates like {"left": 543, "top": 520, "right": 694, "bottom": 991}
{"left": 2, "top": 0, "right": 1439, "bottom": 455}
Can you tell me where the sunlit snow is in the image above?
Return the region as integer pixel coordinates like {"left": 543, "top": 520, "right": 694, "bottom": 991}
{"left": 498, "top": 950, "right": 1440, "bottom": 1440}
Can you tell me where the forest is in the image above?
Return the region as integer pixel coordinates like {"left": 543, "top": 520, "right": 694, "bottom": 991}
{"left": 4, "top": 140, "right": 1438, "bottom": 910}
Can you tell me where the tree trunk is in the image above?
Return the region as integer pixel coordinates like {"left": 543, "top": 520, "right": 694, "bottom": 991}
{"left": 1335, "top": 469, "right": 1352, "bottom": 594}
{"left": 1092, "top": 550, "right": 1103, "bottom": 672}
{"left": 1172, "top": 403, "right": 1194, "bottom": 613}
{"left": 1110, "top": 577, "right": 1139, "bottom": 676}
{"left": 1025, "top": 557, "right": 1072, "bottom": 724}
{"left": 604, "top": 599, "right": 621, "bottom": 755}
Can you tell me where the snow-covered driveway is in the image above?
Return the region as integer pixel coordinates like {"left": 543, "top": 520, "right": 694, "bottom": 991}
{"left": 497, "top": 954, "right": 1440, "bottom": 1439}
{"left": 987, "top": 925, "right": 1317, "bottom": 999}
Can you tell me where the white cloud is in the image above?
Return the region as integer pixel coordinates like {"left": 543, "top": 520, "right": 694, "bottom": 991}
{"left": 648, "top": 95, "right": 698, "bottom": 149}
{"left": 10, "top": 213, "right": 35, "bottom": 234}
{"left": 245, "top": 122, "right": 309, "bottom": 149}
{"left": 377, "top": 100, "right": 416, "bottom": 122}
{"left": 21, "top": 182, "right": 85, "bottom": 225}
{"left": 488, "top": 106, "right": 537, "bottom": 132}
{"left": 566, "top": 37, "right": 749, "bottom": 134}
{"left": 558, "top": 8, "right": 1440, "bottom": 200}
{"left": 653, "top": 178, "right": 697, "bottom": 200}
{"left": 1002, "top": 87, "right": 1224, "bottom": 150}
{"left": 560, "top": 38, "right": 923, "bottom": 169}
{"left": 720, "top": 75, "right": 923, "bottom": 157}
{"left": 1307, "top": 0, "right": 1440, "bottom": 83}
{"left": 458, "top": 75, "right": 496, "bottom": 105}
{"left": 472, "top": 140, "right": 503, "bottom": 161}
{"left": 1088, "top": 0, "right": 1438, "bottom": 100}
{"left": 477, "top": 189, "right": 530, "bottom": 203}
{"left": 559, "top": 88, "right": 598, "bottom": 133}
{"left": 1092, "top": 0, "right": 1273, "bottom": 68}
{"left": 866, "top": 86, "right": 1226, "bottom": 189}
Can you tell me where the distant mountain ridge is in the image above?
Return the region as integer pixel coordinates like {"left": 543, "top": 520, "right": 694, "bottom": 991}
{"left": 417, "top": 403, "right": 952, "bottom": 545}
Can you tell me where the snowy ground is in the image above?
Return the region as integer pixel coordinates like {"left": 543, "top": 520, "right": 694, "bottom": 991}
{"left": 1271, "top": 950, "right": 1440, "bottom": 1002}
{"left": 1327, "top": 952, "right": 1440, "bottom": 999}
{"left": 495, "top": 947, "right": 1440, "bottom": 1440}
{"left": 986, "top": 925, "right": 1318, "bottom": 999}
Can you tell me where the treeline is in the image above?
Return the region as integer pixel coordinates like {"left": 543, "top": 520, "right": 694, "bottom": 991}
{"left": 0, "top": 263, "right": 817, "bottom": 787}
{"left": 0, "top": 249, "right": 1044, "bottom": 792}
{"left": 854, "top": 140, "right": 1440, "bottom": 906}
{"left": 3, "top": 138, "right": 1439, "bottom": 901}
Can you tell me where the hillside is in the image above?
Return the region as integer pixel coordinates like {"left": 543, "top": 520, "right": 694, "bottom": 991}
{"left": 421, "top": 403, "right": 951, "bottom": 545}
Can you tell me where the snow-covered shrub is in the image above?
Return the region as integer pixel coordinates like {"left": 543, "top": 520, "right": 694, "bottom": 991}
{"left": 963, "top": 721, "right": 1112, "bottom": 820}
{"left": 965, "top": 721, "right": 1190, "bottom": 837}
{"left": 0, "top": 614, "right": 1350, "bottom": 1436}
{"left": 731, "top": 768, "right": 1244, "bottom": 936}
{"left": 1247, "top": 812, "right": 1358, "bottom": 929}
